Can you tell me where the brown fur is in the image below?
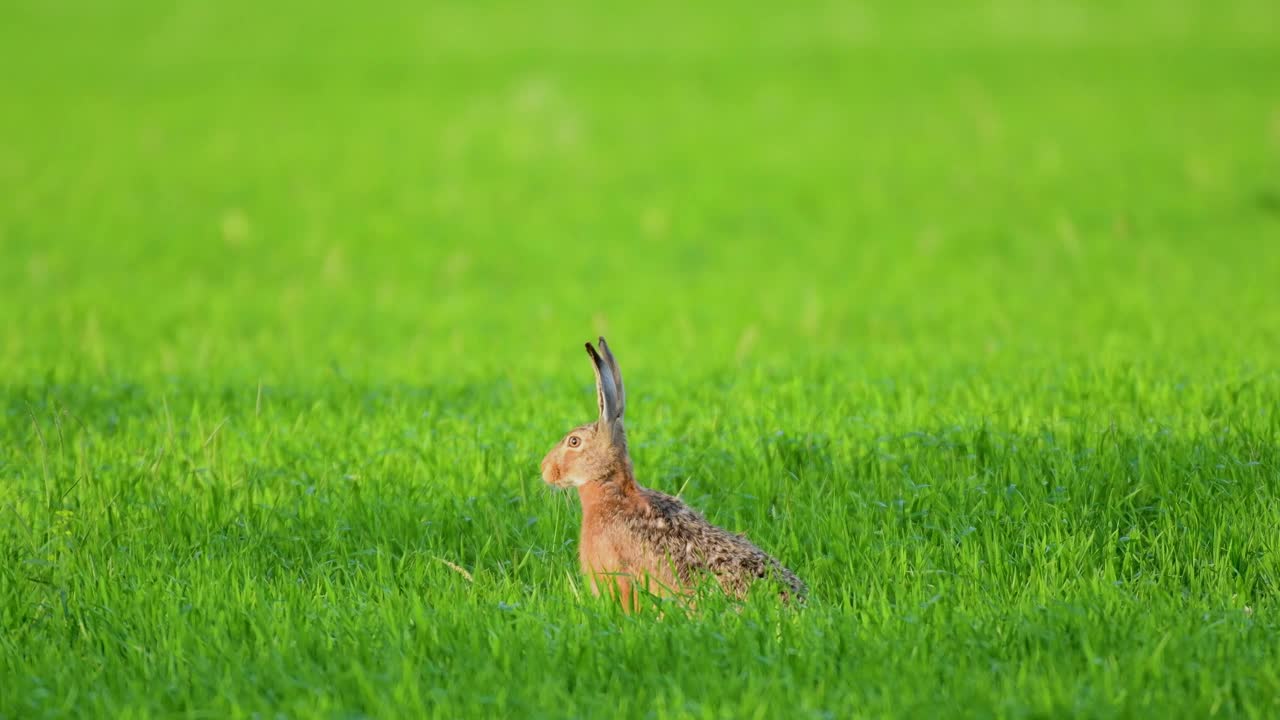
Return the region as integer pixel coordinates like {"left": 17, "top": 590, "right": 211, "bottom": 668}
{"left": 540, "top": 338, "right": 807, "bottom": 612}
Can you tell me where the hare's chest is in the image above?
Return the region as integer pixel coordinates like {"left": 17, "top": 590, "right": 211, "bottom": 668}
{"left": 581, "top": 523, "right": 686, "bottom": 597}
{"left": 579, "top": 515, "right": 627, "bottom": 575}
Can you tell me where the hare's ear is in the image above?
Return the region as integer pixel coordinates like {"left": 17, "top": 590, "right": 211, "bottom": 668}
{"left": 596, "top": 336, "right": 624, "bottom": 419}
{"left": 585, "top": 341, "right": 621, "bottom": 429}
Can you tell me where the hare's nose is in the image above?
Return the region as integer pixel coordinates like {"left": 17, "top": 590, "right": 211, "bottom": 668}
{"left": 539, "top": 455, "right": 561, "bottom": 483}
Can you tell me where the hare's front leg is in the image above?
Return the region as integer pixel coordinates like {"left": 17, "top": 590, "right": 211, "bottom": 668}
{"left": 588, "top": 569, "right": 641, "bottom": 613}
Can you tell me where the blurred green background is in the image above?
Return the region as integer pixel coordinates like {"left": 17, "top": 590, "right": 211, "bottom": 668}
{"left": 3, "top": 2, "right": 1279, "bottom": 718}
{"left": 3, "top": 1, "right": 1277, "bottom": 383}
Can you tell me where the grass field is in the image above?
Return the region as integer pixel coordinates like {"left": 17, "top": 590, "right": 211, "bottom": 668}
{"left": 3, "top": 1, "right": 1280, "bottom": 717}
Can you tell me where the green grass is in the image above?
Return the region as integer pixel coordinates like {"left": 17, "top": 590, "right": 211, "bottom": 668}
{"left": 3, "top": 1, "right": 1280, "bottom": 717}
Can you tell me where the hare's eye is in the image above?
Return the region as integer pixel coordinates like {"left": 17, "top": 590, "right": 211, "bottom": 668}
{"left": 567, "top": 436, "right": 581, "bottom": 448}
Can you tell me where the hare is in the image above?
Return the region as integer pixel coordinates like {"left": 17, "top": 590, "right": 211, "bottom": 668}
{"left": 540, "top": 337, "right": 807, "bottom": 612}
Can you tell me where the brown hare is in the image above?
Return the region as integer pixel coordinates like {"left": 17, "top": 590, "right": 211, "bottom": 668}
{"left": 540, "top": 337, "right": 807, "bottom": 613}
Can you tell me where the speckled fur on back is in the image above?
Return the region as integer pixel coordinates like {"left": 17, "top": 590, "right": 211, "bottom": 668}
{"left": 628, "top": 487, "right": 807, "bottom": 601}
{"left": 540, "top": 337, "right": 807, "bottom": 611}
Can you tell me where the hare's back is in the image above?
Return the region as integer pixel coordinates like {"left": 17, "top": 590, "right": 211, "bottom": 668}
{"left": 628, "top": 487, "right": 792, "bottom": 595}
